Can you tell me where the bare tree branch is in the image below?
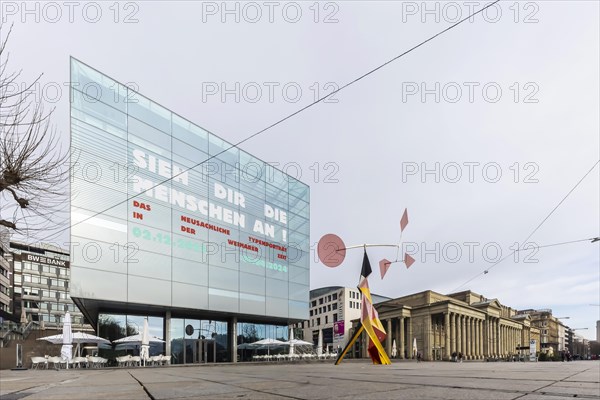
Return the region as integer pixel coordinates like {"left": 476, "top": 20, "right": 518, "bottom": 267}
{"left": 0, "top": 23, "right": 69, "bottom": 240}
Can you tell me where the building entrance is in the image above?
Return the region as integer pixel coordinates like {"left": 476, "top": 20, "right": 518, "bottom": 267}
{"left": 185, "top": 338, "right": 217, "bottom": 364}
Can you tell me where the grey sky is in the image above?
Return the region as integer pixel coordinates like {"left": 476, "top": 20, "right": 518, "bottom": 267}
{"left": 2, "top": 1, "right": 598, "bottom": 339}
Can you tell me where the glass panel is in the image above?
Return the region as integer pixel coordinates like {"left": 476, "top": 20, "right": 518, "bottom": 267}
{"left": 128, "top": 92, "right": 171, "bottom": 133}
{"left": 172, "top": 114, "right": 208, "bottom": 153}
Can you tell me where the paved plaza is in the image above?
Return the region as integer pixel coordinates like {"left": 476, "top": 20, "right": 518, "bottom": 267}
{"left": 1, "top": 360, "right": 598, "bottom": 400}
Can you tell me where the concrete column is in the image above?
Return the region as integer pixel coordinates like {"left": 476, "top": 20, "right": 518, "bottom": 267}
{"left": 386, "top": 319, "right": 393, "bottom": 356}
{"left": 444, "top": 312, "right": 450, "bottom": 360}
{"left": 399, "top": 317, "right": 405, "bottom": 359}
{"left": 164, "top": 311, "right": 171, "bottom": 364}
{"left": 229, "top": 317, "right": 237, "bottom": 363}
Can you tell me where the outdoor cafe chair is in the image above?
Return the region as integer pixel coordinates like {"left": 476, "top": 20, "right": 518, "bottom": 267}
{"left": 116, "top": 355, "right": 130, "bottom": 367}
{"left": 153, "top": 355, "right": 163, "bottom": 366}
{"left": 160, "top": 355, "right": 171, "bottom": 365}
{"left": 71, "top": 357, "right": 87, "bottom": 368}
{"left": 31, "top": 356, "right": 48, "bottom": 369}
{"left": 87, "top": 356, "right": 104, "bottom": 368}
{"left": 130, "top": 356, "right": 141, "bottom": 367}
{"left": 47, "top": 356, "right": 63, "bottom": 370}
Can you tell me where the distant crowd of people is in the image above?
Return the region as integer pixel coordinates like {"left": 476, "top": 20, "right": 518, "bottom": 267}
{"left": 451, "top": 351, "right": 464, "bottom": 362}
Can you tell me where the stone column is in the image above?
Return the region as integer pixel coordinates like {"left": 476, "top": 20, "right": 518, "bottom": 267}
{"left": 496, "top": 320, "right": 501, "bottom": 357}
{"left": 483, "top": 318, "right": 489, "bottom": 357}
{"left": 386, "top": 319, "right": 393, "bottom": 356}
{"left": 500, "top": 324, "right": 504, "bottom": 356}
{"left": 463, "top": 317, "right": 469, "bottom": 359}
{"left": 469, "top": 317, "right": 475, "bottom": 360}
{"left": 474, "top": 319, "right": 479, "bottom": 359}
{"left": 424, "top": 316, "right": 432, "bottom": 360}
{"left": 444, "top": 312, "right": 451, "bottom": 360}
{"left": 461, "top": 315, "right": 466, "bottom": 356}
{"left": 407, "top": 318, "right": 413, "bottom": 358}
{"left": 479, "top": 320, "right": 484, "bottom": 358}
{"left": 450, "top": 313, "right": 456, "bottom": 355}
{"left": 399, "top": 317, "right": 405, "bottom": 359}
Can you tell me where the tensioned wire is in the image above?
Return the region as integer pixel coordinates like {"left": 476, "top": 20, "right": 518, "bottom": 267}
{"left": 38, "top": 0, "right": 503, "bottom": 244}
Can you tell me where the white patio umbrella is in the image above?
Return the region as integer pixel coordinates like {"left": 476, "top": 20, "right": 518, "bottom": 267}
{"left": 289, "top": 328, "right": 294, "bottom": 356}
{"left": 392, "top": 339, "right": 398, "bottom": 358}
{"left": 284, "top": 338, "right": 313, "bottom": 346}
{"left": 20, "top": 300, "right": 27, "bottom": 325}
{"left": 113, "top": 333, "right": 165, "bottom": 349}
{"left": 413, "top": 337, "right": 418, "bottom": 358}
{"left": 251, "top": 338, "right": 285, "bottom": 356}
{"left": 38, "top": 331, "right": 112, "bottom": 345}
{"left": 283, "top": 339, "right": 313, "bottom": 355}
{"left": 237, "top": 343, "right": 257, "bottom": 350}
{"left": 317, "top": 329, "right": 323, "bottom": 356}
{"left": 61, "top": 312, "right": 73, "bottom": 369}
{"left": 140, "top": 318, "right": 150, "bottom": 366}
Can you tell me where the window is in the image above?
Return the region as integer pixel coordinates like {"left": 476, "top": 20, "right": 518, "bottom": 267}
{"left": 319, "top": 298, "right": 323, "bottom": 305}
{"left": 317, "top": 318, "right": 320, "bottom": 326}
{"left": 327, "top": 305, "right": 331, "bottom": 311}
{"left": 333, "top": 314, "right": 338, "bottom": 322}
{"left": 328, "top": 295, "right": 331, "bottom": 302}
{"left": 311, "top": 300, "right": 316, "bottom": 307}
{"left": 332, "top": 303, "right": 337, "bottom": 310}
{"left": 310, "top": 310, "right": 313, "bottom": 316}
{"left": 325, "top": 316, "right": 328, "bottom": 324}
{"left": 332, "top": 293, "right": 337, "bottom": 300}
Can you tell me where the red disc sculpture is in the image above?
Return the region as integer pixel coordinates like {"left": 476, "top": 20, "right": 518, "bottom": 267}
{"left": 317, "top": 233, "right": 346, "bottom": 268}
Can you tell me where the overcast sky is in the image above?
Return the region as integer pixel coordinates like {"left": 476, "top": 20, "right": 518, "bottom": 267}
{"left": 2, "top": 1, "right": 599, "bottom": 339}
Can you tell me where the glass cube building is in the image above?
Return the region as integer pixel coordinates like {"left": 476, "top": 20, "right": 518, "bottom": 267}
{"left": 69, "top": 58, "right": 309, "bottom": 362}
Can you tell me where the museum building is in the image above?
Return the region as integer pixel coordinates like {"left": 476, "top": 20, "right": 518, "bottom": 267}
{"left": 69, "top": 58, "right": 310, "bottom": 363}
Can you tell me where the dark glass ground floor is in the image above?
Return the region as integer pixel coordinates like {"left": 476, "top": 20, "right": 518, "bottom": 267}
{"left": 97, "top": 312, "right": 292, "bottom": 364}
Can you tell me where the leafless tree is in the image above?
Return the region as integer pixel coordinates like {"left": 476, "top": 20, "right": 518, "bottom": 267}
{"left": 0, "top": 25, "right": 69, "bottom": 240}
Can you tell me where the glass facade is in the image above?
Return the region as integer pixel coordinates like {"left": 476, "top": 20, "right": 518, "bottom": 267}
{"left": 69, "top": 58, "right": 309, "bottom": 322}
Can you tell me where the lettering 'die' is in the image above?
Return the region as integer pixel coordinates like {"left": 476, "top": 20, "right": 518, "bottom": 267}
{"left": 130, "top": 148, "right": 287, "bottom": 241}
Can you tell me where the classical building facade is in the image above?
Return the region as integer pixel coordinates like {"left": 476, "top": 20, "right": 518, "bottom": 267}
{"left": 350, "top": 290, "right": 541, "bottom": 361}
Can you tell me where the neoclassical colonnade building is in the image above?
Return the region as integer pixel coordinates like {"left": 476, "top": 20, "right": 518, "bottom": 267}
{"left": 351, "top": 290, "right": 541, "bottom": 361}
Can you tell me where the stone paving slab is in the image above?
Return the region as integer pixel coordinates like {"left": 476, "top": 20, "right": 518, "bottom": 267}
{"left": 0, "top": 360, "right": 597, "bottom": 400}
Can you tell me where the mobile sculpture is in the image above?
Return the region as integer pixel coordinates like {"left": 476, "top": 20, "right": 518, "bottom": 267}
{"left": 316, "top": 209, "right": 415, "bottom": 365}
